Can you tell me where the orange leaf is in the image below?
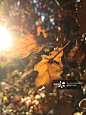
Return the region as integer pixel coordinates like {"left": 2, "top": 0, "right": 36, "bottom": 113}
{"left": 50, "top": 11, "right": 58, "bottom": 19}
{"left": 38, "top": 17, "right": 41, "bottom": 24}
{"left": 1, "top": 33, "right": 44, "bottom": 59}
{"left": 37, "top": 0, "right": 40, "bottom": 2}
{"left": 34, "top": 57, "right": 63, "bottom": 86}
{"left": 37, "top": 26, "right": 41, "bottom": 36}
{"left": 13, "top": 25, "right": 19, "bottom": 30}
{"left": 37, "top": 26, "right": 48, "bottom": 38}
{"left": 50, "top": 13, "right": 55, "bottom": 19}
{"left": 42, "top": 48, "right": 63, "bottom": 62}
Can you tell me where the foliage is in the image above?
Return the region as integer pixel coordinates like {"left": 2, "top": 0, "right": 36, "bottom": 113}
{"left": 0, "top": 0, "right": 79, "bottom": 67}
{"left": 0, "top": 0, "right": 86, "bottom": 115}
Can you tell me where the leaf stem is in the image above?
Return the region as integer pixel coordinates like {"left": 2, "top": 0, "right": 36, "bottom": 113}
{"left": 52, "top": 40, "right": 71, "bottom": 59}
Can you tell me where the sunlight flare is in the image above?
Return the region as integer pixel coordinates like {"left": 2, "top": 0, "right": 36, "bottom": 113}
{"left": 0, "top": 27, "right": 11, "bottom": 50}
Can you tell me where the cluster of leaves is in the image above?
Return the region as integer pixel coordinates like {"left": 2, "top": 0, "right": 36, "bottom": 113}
{"left": 0, "top": 0, "right": 86, "bottom": 115}
{"left": 0, "top": 0, "right": 80, "bottom": 67}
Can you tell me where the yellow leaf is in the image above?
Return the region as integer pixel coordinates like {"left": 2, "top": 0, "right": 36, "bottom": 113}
{"left": 34, "top": 48, "right": 63, "bottom": 86}
{"left": 42, "top": 48, "right": 63, "bottom": 62}
{"left": 34, "top": 58, "right": 63, "bottom": 86}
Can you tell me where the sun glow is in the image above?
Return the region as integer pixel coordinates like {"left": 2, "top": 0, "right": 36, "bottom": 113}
{"left": 0, "top": 27, "right": 11, "bottom": 50}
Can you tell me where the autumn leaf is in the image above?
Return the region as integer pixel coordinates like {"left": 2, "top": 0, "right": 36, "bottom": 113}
{"left": 37, "top": 26, "right": 42, "bottom": 36}
{"left": 42, "top": 96, "right": 58, "bottom": 113}
{"left": 50, "top": 11, "right": 58, "bottom": 19}
{"left": 12, "top": 34, "right": 44, "bottom": 58}
{"left": 37, "top": 26, "right": 48, "bottom": 38}
{"left": 67, "top": 45, "right": 79, "bottom": 61}
{"left": 50, "top": 13, "right": 55, "bottom": 19}
{"left": 37, "top": 0, "right": 40, "bottom": 2}
{"left": 42, "top": 48, "right": 63, "bottom": 62}
{"left": 13, "top": 25, "right": 19, "bottom": 30}
{"left": 67, "top": 44, "right": 85, "bottom": 63}
{"left": 34, "top": 56, "right": 63, "bottom": 86}
{"left": 0, "top": 33, "right": 45, "bottom": 60}
{"left": 38, "top": 17, "right": 41, "bottom": 24}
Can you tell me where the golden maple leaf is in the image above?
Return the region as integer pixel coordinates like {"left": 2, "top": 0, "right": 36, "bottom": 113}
{"left": 34, "top": 59, "right": 63, "bottom": 86}
{"left": 34, "top": 48, "right": 63, "bottom": 86}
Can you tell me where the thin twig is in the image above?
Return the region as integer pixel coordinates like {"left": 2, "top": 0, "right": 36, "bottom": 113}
{"left": 52, "top": 40, "right": 71, "bottom": 59}
{"left": 55, "top": 0, "right": 60, "bottom": 6}
{"left": 55, "top": 0, "right": 63, "bottom": 10}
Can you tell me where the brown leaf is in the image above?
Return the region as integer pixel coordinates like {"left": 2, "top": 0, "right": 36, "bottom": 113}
{"left": 67, "top": 44, "right": 85, "bottom": 63}
{"left": 62, "top": 2, "right": 72, "bottom": 7}
{"left": 67, "top": 45, "right": 79, "bottom": 61}
{"left": 43, "top": 96, "right": 58, "bottom": 113}
{"left": 50, "top": 11, "right": 58, "bottom": 19}
{"left": 58, "top": 95, "right": 75, "bottom": 115}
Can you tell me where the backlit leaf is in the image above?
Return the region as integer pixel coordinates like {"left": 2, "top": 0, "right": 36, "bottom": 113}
{"left": 37, "top": 26, "right": 48, "bottom": 38}
{"left": 42, "top": 48, "right": 63, "bottom": 62}
{"left": 34, "top": 55, "right": 63, "bottom": 86}
{"left": 0, "top": 33, "right": 45, "bottom": 62}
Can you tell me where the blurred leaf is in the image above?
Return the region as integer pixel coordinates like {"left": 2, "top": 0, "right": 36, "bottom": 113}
{"left": 37, "top": 26, "right": 48, "bottom": 38}
{"left": 38, "top": 17, "right": 41, "bottom": 24}
{"left": 58, "top": 95, "right": 75, "bottom": 115}
{"left": 67, "top": 44, "right": 85, "bottom": 63}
